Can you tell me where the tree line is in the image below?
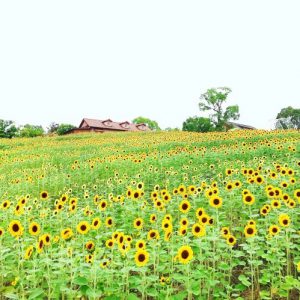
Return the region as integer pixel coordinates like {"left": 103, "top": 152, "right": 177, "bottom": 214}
{"left": 0, "top": 121, "right": 75, "bottom": 138}
{"left": 1, "top": 87, "right": 299, "bottom": 138}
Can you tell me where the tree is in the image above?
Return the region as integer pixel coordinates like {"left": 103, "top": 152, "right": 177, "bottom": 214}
{"left": 182, "top": 116, "right": 214, "bottom": 132}
{"left": 199, "top": 87, "right": 239, "bottom": 131}
{"left": 18, "top": 124, "right": 44, "bottom": 137}
{"left": 132, "top": 117, "right": 161, "bottom": 131}
{"left": 56, "top": 124, "right": 76, "bottom": 135}
{"left": 47, "top": 122, "right": 59, "bottom": 134}
{"left": 275, "top": 106, "right": 300, "bottom": 130}
{"left": 0, "top": 119, "right": 18, "bottom": 138}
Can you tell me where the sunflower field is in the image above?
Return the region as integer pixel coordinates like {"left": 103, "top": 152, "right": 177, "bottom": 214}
{"left": 0, "top": 130, "right": 299, "bottom": 300}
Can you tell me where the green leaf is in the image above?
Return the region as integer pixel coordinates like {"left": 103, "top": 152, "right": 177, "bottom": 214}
{"left": 73, "top": 276, "right": 89, "bottom": 286}
{"left": 28, "top": 288, "right": 45, "bottom": 300}
{"left": 127, "top": 293, "right": 140, "bottom": 300}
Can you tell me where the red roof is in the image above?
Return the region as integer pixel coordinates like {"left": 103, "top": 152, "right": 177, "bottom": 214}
{"left": 79, "top": 118, "right": 150, "bottom": 132}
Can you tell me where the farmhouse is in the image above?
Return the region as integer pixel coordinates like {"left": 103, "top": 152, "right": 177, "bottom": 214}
{"left": 67, "top": 118, "right": 151, "bottom": 134}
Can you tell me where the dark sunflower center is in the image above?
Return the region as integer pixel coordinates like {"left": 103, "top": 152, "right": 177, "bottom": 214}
{"left": 181, "top": 250, "right": 189, "bottom": 259}
{"left": 213, "top": 199, "right": 219, "bottom": 205}
{"left": 136, "top": 221, "right": 141, "bottom": 226}
{"left": 247, "top": 228, "right": 254, "bottom": 234}
{"left": 94, "top": 221, "right": 99, "bottom": 226}
{"left": 246, "top": 196, "right": 252, "bottom": 202}
{"left": 42, "top": 193, "right": 47, "bottom": 198}
{"left": 32, "top": 225, "right": 37, "bottom": 232}
{"left": 195, "top": 226, "right": 200, "bottom": 233}
{"left": 283, "top": 219, "right": 288, "bottom": 225}
{"left": 138, "top": 254, "right": 146, "bottom": 262}
{"left": 272, "top": 228, "right": 278, "bottom": 233}
{"left": 81, "top": 225, "right": 87, "bottom": 231}
{"left": 182, "top": 203, "right": 188, "bottom": 210}
{"left": 12, "top": 224, "right": 19, "bottom": 232}
{"left": 150, "top": 232, "right": 155, "bottom": 238}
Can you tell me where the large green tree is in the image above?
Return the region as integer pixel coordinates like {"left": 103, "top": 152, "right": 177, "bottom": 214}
{"left": 275, "top": 106, "right": 300, "bottom": 129}
{"left": 56, "top": 124, "right": 76, "bottom": 135}
{"left": 18, "top": 124, "right": 44, "bottom": 137}
{"left": 132, "top": 117, "right": 160, "bottom": 131}
{"left": 199, "top": 87, "right": 239, "bottom": 131}
{"left": 182, "top": 116, "right": 214, "bottom": 133}
{"left": 0, "top": 119, "right": 18, "bottom": 138}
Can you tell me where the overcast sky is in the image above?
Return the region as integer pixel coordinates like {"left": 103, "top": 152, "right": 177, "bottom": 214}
{"left": 1, "top": 1, "right": 299, "bottom": 130}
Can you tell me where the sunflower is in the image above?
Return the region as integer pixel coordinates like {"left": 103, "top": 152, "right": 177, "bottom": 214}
{"left": 24, "top": 245, "right": 34, "bottom": 260}
{"left": 271, "top": 200, "right": 281, "bottom": 209}
{"left": 135, "top": 249, "right": 150, "bottom": 267}
{"left": 98, "top": 200, "right": 108, "bottom": 211}
{"left": 243, "top": 194, "right": 255, "bottom": 205}
{"left": 177, "top": 245, "right": 193, "bottom": 264}
{"left": 192, "top": 223, "right": 206, "bottom": 237}
{"left": 136, "top": 239, "right": 146, "bottom": 250}
{"left": 132, "top": 190, "right": 141, "bottom": 200}
{"left": 91, "top": 217, "right": 101, "bottom": 230}
{"left": 85, "top": 254, "right": 94, "bottom": 264}
{"left": 100, "top": 259, "right": 110, "bottom": 268}
{"left": 151, "top": 191, "right": 159, "bottom": 200}
{"left": 150, "top": 214, "right": 157, "bottom": 223}
{"left": 164, "top": 230, "right": 172, "bottom": 242}
{"left": 147, "top": 229, "right": 160, "bottom": 240}
{"left": 255, "top": 175, "right": 264, "bottom": 185}
{"left": 40, "top": 191, "right": 49, "bottom": 200}
{"left": 279, "top": 214, "right": 290, "bottom": 227}
{"left": 42, "top": 233, "right": 51, "bottom": 246}
{"left": 226, "top": 182, "right": 234, "bottom": 192}
{"left": 178, "top": 185, "right": 186, "bottom": 195}
{"left": 76, "top": 221, "right": 90, "bottom": 235}
{"left": 37, "top": 237, "right": 44, "bottom": 253}
{"left": 61, "top": 228, "right": 73, "bottom": 240}
{"left": 8, "top": 220, "right": 24, "bottom": 237}
{"left": 0, "top": 227, "right": 4, "bottom": 237}
{"left": 286, "top": 199, "right": 296, "bottom": 208}
{"left": 1, "top": 200, "right": 10, "bottom": 210}
{"left": 106, "top": 239, "right": 114, "bottom": 249}
{"left": 179, "top": 200, "right": 191, "bottom": 213}
{"left": 29, "top": 222, "right": 41, "bottom": 236}
{"left": 226, "top": 235, "right": 237, "bottom": 246}
{"left": 196, "top": 208, "right": 205, "bottom": 219}
{"left": 154, "top": 199, "right": 164, "bottom": 210}
{"left": 163, "top": 193, "right": 171, "bottom": 203}
{"left": 294, "top": 189, "right": 300, "bottom": 201}
{"left": 221, "top": 227, "right": 230, "bottom": 238}
{"left": 134, "top": 218, "right": 144, "bottom": 230}
{"left": 247, "top": 220, "right": 256, "bottom": 227}
{"left": 105, "top": 217, "right": 113, "bottom": 227}
{"left": 269, "top": 225, "right": 280, "bottom": 236}
{"left": 85, "top": 241, "right": 95, "bottom": 252}
{"left": 180, "top": 217, "right": 189, "bottom": 227}
{"left": 209, "top": 196, "right": 222, "bottom": 209}
{"left": 118, "top": 233, "right": 125, "bottom": 245}
{"left": 260, "top": 205, "right": 269, "bottom": 216}
{"left": 179, "top": 226, "right": 187, "bottom": 236}
{"left": 244, "top": 225, "right": 257, "bottom": 238}
{"left": 199, "top": 214, "right": 209, "bottom": 226}
{"left": 161, "top": 219, "right": 172, "bottom": 231}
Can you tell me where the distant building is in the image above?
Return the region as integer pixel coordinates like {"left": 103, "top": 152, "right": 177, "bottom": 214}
{"left": 225, "top": 122, "right": 256, "bottom": 130}
{"left": 67, "top": 118, "right": 151, "bottom": 134}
